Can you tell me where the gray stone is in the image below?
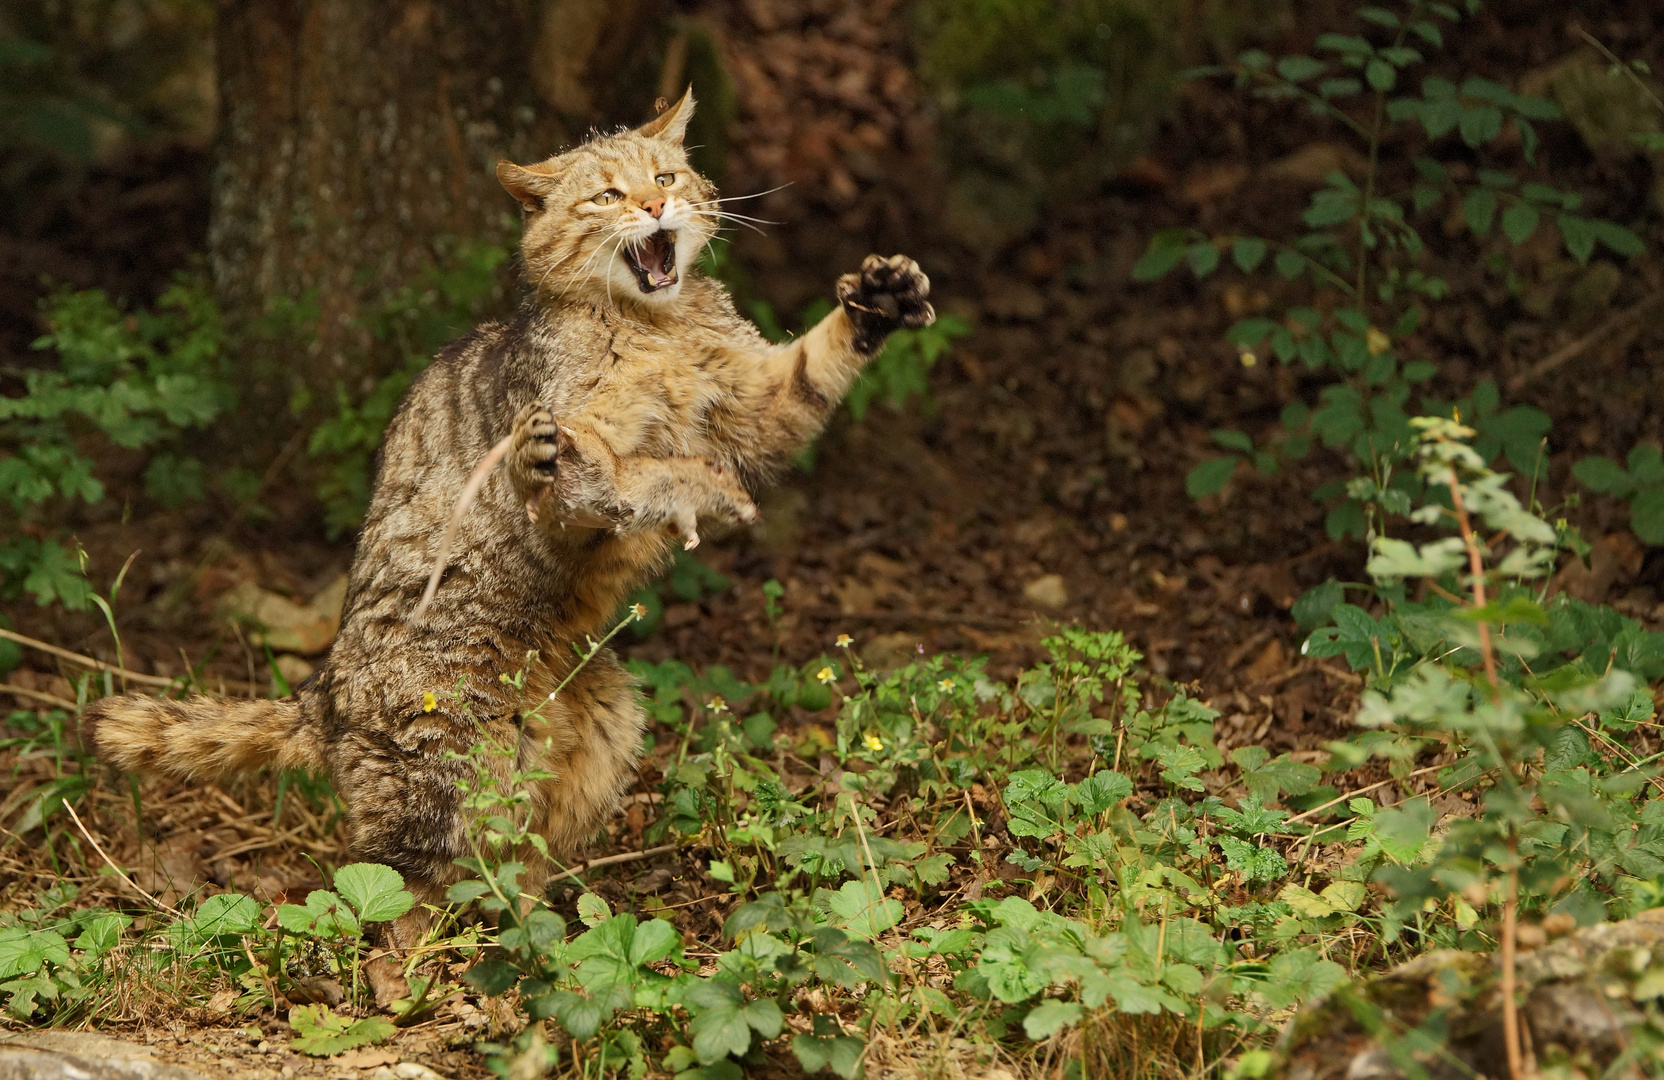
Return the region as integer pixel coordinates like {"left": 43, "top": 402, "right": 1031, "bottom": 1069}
{"left": 0, "top": 1033, "right": 207, "bottom": 1080}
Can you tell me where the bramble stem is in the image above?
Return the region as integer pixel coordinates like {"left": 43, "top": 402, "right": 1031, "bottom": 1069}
{"left": 1447, "top": 467, "right": 1498, "bottom": 691}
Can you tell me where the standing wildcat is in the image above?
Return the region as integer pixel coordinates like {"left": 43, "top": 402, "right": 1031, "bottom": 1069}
{"left": 83, "top": 90, "right": 934, "bottom": 933}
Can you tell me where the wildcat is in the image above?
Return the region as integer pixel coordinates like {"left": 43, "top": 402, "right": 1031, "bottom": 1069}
{"left": 82, "top": 89, "right": 934, "bottom": 944}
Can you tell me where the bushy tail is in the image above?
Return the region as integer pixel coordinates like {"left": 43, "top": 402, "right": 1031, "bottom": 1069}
{"left": 81, "top": 692, "right": 326, "bottom": 781}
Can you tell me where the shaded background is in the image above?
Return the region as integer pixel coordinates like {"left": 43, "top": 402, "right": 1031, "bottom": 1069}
{"left": 3, "top": 0, "right": 1663, "bottom": 748}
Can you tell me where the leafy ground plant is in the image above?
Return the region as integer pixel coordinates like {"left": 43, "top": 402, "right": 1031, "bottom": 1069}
{"left": 1133, "top": 0, "right": 1641, "bottom": 540}
{"left": 1, "top": 275, "right": 233, "bottom": 610}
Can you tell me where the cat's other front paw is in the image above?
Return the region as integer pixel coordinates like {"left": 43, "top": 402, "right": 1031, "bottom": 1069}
{"left": 836, "top": 254, "right": 935, "bottom": 355}
{"left": 510, "top": 402, "right": 563, "bottom": 516}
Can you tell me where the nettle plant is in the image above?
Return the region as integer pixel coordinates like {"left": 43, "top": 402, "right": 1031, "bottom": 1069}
{"left": 1134, "top": 0, "right": 1642, "bottom": 539}
{"left": 1291, "top": 416, "right": 1664, "bottom": 1072}
{"left": 0, "top": 276, "right": 234, "bottom": 610}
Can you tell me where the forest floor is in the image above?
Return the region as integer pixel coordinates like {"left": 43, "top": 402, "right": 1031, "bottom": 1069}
{"left": 5, "top": 3, "right": 1664, "bottom": 1077}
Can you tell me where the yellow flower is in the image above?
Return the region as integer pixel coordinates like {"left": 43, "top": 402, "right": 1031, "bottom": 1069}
{"left": 1239, "top": 350, "right": 1256, "bottom": 367}
{"left": 1366, "top": 327, "right": 1391, "bottom": 355}
{"left": 864, "top": 734, "right": 884, "bottom": 752}
{"left": 835, "top": 634, "right": 853, "bottom": 648}
{"left": 709, "top": 696, "right": 728, "bottom": 713}
{"left": 817, "top": 666, "right": 836, "bottom": 684}
{"left": 937, "top": 678, "right": 955, "bottom": 691}
{"left": 420, "top": 691, "right": 437, "bottom": 713}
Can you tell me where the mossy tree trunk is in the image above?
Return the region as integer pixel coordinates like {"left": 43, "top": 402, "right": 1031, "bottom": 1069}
{"left": 208, "top": 0, "right": 665, "bottom": 418}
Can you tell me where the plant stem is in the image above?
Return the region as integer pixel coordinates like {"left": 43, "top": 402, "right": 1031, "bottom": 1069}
{"left": 1501, "top": 840, "right": 1524, "bottom": 1080}
{"left": 1447, "top": 467, "right": 1499, "bottom": 691}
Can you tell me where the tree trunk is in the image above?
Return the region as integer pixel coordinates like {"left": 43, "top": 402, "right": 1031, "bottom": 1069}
{"left": 208, "top": 0, "right": 573, "bottom": 414}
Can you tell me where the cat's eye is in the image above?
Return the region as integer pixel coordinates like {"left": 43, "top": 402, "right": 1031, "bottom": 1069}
{"left": 593, "top": 189, "right": 623, "bottom": 205}
{"left": 655, "top": 172, "right": 676, "bottom": 188}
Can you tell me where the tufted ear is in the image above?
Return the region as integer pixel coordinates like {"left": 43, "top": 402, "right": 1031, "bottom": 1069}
{"left": 635, "top": 87, "right": 695, "bottom": 145}
{"left": 497, "top": 160, "right": 560, "bottom": 212}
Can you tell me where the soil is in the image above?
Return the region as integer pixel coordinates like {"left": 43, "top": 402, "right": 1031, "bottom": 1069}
{"left": 4, "top": 0, "right": 1664, "bottom": 1073}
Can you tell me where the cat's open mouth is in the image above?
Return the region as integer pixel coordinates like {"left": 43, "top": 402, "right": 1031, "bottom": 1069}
{"left": 623, "top": 230, "right": 678, "bottom": 292}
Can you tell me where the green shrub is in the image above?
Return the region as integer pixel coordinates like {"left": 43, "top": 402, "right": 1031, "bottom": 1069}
{"left": 1, "top": 275, "right": 233, "bottom": 609}
{"left": 1135, "top": 0, "right": 1642, "bottom": 542}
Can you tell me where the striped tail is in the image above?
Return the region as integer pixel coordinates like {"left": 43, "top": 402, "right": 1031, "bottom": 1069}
{"left": 81, "top": 693, "right": 326, "bottom": 781}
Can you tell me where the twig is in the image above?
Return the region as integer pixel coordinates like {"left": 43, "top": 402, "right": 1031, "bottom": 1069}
{"left": 412, "top": 432, "right": 516, "bottom": 625}
{"left": 1448, "top": 468, "right": 1499, "bottom": 691}
{"left": 0, "top": 628, "right": 180, "bottom": 690}
{"left": 63, "top": 800, "right": 184, "bottom": 918}
{"left": 1282, "top": 763, "right": 1446, "bottom": 825}
{"left": 549, "top": 842, "right": 680, "bottom": 884}
{"left": 1507, "top": 291, "right": 1663, "bottom": 392}
{"left": 1502, "top": 844, "right": 1524, "bottom": 1080}
{"left": 0, "top": 682, "right": 80, "bottom": 711}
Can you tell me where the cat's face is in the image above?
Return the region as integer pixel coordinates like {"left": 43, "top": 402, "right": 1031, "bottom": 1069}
{"left": 499, "top": 91, "right": 718, "bottom": 310}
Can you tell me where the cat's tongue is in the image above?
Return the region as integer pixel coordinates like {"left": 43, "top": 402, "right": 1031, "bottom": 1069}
{"left": 629, "top": 231, "right": 677, "bottom": 291}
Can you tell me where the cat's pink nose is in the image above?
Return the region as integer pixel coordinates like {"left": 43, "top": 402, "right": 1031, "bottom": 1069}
{"left": 641, "top": 196, "right": 666, "bottom": 218}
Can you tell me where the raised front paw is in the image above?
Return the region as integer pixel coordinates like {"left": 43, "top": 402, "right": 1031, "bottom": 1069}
{"left": 835, "top": 254, "right": 935, "bottom": 355}
{"left": 510, "top": 402, "right": 563, "bottom": 515}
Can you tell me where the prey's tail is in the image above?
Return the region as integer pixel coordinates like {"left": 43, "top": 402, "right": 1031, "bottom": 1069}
{"left": 81, "top": 691, "right": 326, "bottom": 781}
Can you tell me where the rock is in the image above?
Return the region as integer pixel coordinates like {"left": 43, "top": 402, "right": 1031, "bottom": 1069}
{"left": 1532, "top": 51, "right": 1662, "bottom": 159}
{"left": 1273, "top": 908, "right": 1664, "bottom": 1079}
{"left": 215, "top": 573, "right": 348, "bottom": 655}
{"left": 272, "top": 654, "right": 315, "bottom": 690}
{"left": 1022, "top": 574, "right": 1068, "bottom": 609}
{"left": 0, "top": 1033, "right": 207, "bottom": 1080}
{"left": 860, "top": 631, "right": 922, "bottom": 671}
{"left": 1263, "top": 142, "right": 1371, "bottom": 185}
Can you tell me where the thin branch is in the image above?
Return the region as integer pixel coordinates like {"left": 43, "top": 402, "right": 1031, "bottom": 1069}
{"left": 548, "top": 842, "right": 680, "bottom": 884}
{"left": 64, "top": 800, "right": 184, "bottom": 918}
{"left": 0, "top": 682, "right": 80, "bottom": 711}
{"left": 1508, "top": 291, "right": 1663, "bottom": 392}
{"left": 0, "top": 628, "right": 181, "bottom": 690}
{"left": 412, "top": 432, "right": 516, "bottom": 625}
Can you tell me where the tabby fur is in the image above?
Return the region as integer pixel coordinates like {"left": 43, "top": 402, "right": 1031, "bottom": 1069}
{"left": 82, "top": 89, "right": 934, "bottom": 941}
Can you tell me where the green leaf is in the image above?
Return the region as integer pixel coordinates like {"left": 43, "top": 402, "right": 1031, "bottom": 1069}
{"left": 627, "top": 918, "right": 681, "bottom": 967}
{"left": 577, "top": 892, "right": 611, "bottom": 927}
{"left": 194, "top": 893, "right": 262, "bottom": 935}
{"left": 1462, "top": 188, "right": 1497, "bottom": 235}
{"left": 1274, "top": 249, "right": 1306, "bottom": 279}
{"left": 1501, "top": 202, "right": 1538, "bottom": 245}
{"left": 1187, "top": 243, "right": 1221, "bottom": 277}
{"left": 1255, "top": 950, "right": 1349, "bottom": 1010}
{"left": 1594, "top": 220, "right": 1644, "bottom": 257}
{"left": 792, "top": 1032, "right": 865, "bottom": 1079}
{"left": 1365, "top": 58, "right": 1395, "bottom": 91}
{"left": 1631, "top": 487, "right": 1664, "bottom": 546}
{"left": 1132, "top": 230, "right": 1190, "bottom": 281}
{"left": 1372, "top": 800, "right": 1434, "bottom": 864}
{"left": 333, "top": 863, "right": 414, "bottom": 924}
{"left": 447, "top": 880, "right": 491, "bottom": 904}
{"left": 1276, "top": 56, "right": 1326, "bottom": 82}
{"left": 23, "top": 541, "right": 94, "bottom": 610}
{"left": 691, "top": 1004, "right": 754, "bottom": 1064}
{"left": 0, "top": 927, "right": 67, "bottom": 980}
{"left": 1292, "top": 580, "right": 1345, "bottom": 632}
{"left": 289, "top": 1005, "right": 395, "bottom": 1057}
{"left": 1212, "top": 429, "right": 1253, "bottom": 453}
{"left": 1186, "top": 457, "right": 1238, "bottom": 498}
{"left": 1232, "top": 237, "right": 1268, "bottom": 272}
{"left": 1573, "top": 455, "right": 1632, "bottom": 496}
{"left": 1023, "top": 1001, "right": 1084, "bottom": 1040}
{"left": 826, "top": 881, "right": 903, "bottom": 940}
{"left": 1559, "top": 214, "right": 1597, "bottom": 263}
{"left": 464, "top": 958, "right": 520, "bottom": 996}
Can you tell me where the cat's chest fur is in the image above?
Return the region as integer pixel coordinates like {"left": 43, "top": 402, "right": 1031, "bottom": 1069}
{"left": 537, "top": 296, "right": 749, "bottom": 459}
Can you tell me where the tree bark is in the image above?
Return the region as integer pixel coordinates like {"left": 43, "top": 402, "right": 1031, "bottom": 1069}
{"left": 208, "top": 0, "right": 572, "bottom": 413}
